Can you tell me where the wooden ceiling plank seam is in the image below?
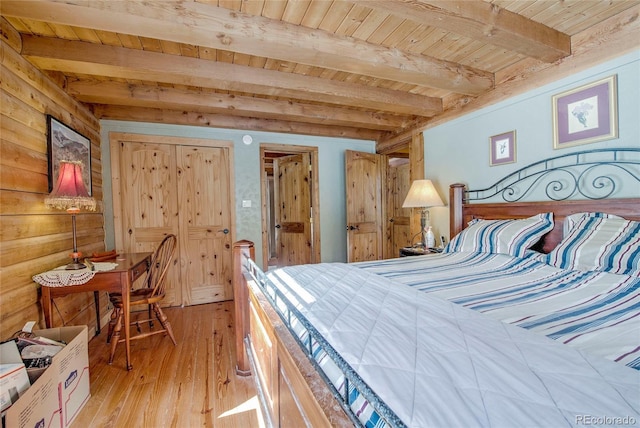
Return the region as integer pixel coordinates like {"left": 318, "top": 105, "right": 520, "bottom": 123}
{"left": 160, "top": 40, "right": 184, "bottom": 56}
{"left": 333, "top": 3, "right": 373, "bottom": 37}
{"left": 361, "top": 13, "right": 405, "bottom": 45}
{"left": 94, "top": 29, "right": 123, "bottom": 47}
{"left": 117, "top": 33, "right": 144, "bottom": 50}
{"left": 17, "top": 18, "right": 55, "bottom": 38}
{"left": 217, "top": 0, "right": 243, "bottom": 12}
{"left": 351, "top": 7, "right": 388, "bottom": 41}
{"left": 261, "top": 0, "right": 288, "bottom": 20}
{"left": 3, "top": 17, "right": 29, "bottom": 33}
{"left": 380, "top": 18, "right": 420, "bottom": 49}
{"left": 281, "top": 0, "right": 312, "bottom": 25}
{"left": 69, "top": 26, "right": 103, "bottom": 44}
{"left": 317, "top": 1, "right": 356, "bottom": 33}
{"left": 299, "top": 0, "right": 334, "bottom": 29}
{"left": 239, "top": 0, "right": 266, "bottom": 17}
{"left": 49, "top": 23, "right": 79, "bottom": 40}
{"left": 231, "top": 52, "right": 251, "bottom": 66}
{"left": 139, "top": 36, "right": 164, "bottom": 53}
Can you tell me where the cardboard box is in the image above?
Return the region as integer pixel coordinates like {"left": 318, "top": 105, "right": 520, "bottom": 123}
{"left": 4, "top": 326, "right": 90, "bottom": 428}
{"left": 0, "top": 362, "right": 30, "bottom": 414}
{"left": 0, "top": 340, "right": 32, "bottom": 415}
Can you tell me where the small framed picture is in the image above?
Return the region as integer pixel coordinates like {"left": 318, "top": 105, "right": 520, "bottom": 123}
{"left": 552, "top": 75, "right": 618, "bottom": 149}
{"left": 47, "top": 115, "right": 92, "bottom": 194}
{"left": 489, "top": 130, "right": 516, "bottom": 166}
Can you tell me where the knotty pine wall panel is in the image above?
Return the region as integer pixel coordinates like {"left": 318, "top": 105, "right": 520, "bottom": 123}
{"left": 0, "top": 19, "right": 106, "bottom": 339}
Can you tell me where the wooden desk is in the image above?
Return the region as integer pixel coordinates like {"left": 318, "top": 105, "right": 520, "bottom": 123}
{"left": 41, "top": 252, "right": 152, "bottom": 370}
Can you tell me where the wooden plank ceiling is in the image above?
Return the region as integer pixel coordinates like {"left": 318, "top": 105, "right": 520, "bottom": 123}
{"left": 2, "top": 0, "right": 639, "bottom": 143}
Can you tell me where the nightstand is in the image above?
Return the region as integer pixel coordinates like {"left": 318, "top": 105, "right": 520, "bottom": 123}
{"left": 399, "top": 246, "right": 443, "bottom": 257}
{"left": 399, "top": 246, "right": 424, "bottom": 257}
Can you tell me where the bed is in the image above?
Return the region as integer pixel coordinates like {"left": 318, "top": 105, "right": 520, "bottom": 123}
{"left": 232, "top": 148, "right": 640, "bottom": 427}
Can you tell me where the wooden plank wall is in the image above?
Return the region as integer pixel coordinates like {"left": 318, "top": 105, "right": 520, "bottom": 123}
{"left": 0, "top": 18, "right": 106, "bottom": 339}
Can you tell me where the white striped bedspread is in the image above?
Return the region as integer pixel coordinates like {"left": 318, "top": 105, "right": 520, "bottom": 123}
{"left": 268, "top": 262, "right": 639, "bottom": 428}
{"left": 356, "top": 251, "right": 640, "bottom": 370}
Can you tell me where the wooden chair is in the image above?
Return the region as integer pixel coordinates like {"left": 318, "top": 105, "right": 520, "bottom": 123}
{"left": 107, "top": 234, "right": 178, "bottom": 365}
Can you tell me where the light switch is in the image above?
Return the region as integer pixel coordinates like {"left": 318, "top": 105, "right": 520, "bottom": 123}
{"left": 242, "top": 200, "right": 252, "bottom": 208}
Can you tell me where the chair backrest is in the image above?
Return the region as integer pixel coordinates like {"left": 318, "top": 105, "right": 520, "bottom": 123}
{"left": 146, "top": 234, "right": 177, "bottom": 298}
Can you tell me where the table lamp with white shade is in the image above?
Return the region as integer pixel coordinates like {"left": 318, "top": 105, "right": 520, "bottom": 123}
{"left": 402, "top": 179, "right": 444, "bottom": 247}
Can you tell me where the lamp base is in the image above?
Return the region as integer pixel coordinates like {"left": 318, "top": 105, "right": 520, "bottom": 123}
{"left": 65, "top": 261, "right": 86, "bottom": 270}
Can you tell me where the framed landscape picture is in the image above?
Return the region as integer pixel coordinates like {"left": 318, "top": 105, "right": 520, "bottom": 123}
{"left": 489, "top": 130, "right": 516, "bottom": 166}
{"left": 47, "top": 115, "right": 92, "bottom": 194}
{"left": 552, "top": 75, "right": 618, "bottom": 149}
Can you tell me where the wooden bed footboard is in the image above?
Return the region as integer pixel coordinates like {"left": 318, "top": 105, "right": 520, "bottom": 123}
{"left": 232, "top": 241, "right": 353, "bottom": 427}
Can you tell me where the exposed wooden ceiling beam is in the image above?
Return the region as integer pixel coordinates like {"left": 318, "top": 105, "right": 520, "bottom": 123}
{"left": 67, "top": 79, "right": 410, "bottom": 131}
{"left": 1, "top": 0, "right": 493, "bottom": 95}
{"left": 92, "top": 105, "right": 385, "bottom": 141}
{"left": 353, "top": 0, "right": 571, "bottom": 63}
{"left": 376, "top": 3, "right": 640, "bottom": 153}
{"left": 20, "top": 35, "right": 442, "bottom": 117}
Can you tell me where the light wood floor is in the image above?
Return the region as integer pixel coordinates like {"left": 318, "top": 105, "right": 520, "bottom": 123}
{"left": 72, "top": 302, "right": 265, "bottom": 428}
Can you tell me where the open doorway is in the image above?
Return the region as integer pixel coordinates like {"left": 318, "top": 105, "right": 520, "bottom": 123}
{"left": 260, "top": 143, "right": 320, "bottom": 270}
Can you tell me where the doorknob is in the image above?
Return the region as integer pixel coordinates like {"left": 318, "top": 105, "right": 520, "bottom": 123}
{"left": 348, "top": 225, "right": 359, "bottom": 231}
{"left": 221, "top": 228, "right": 229, "bottom": 234}
{"left": 275, "top": 224, "right": 281, "bottom": 229}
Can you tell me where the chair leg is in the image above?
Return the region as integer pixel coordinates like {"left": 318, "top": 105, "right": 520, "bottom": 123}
{"left": 106, "top": 306, "right": 117, "bottom": 344}
{"left": 108, "top": 306, "right": 123, "bottom": 364}
{"left": 152, "top": 303, "right": 177, "bottom": 346}
{"left": 148, "top": 304, "right": 154, "bottom": 329}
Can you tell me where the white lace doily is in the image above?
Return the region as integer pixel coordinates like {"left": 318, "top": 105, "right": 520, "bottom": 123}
{"left": 33, "top": 262, "right": 118, "bottom": 287}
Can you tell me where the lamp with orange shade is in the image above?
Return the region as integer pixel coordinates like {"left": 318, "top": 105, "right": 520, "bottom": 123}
{"left": 45, "top": 160, "right": 96, "bottom": 269}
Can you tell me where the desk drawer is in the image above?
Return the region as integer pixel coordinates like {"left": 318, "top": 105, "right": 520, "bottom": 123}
{"left": 130, "top": 261, "right": 149, "bottom": 283}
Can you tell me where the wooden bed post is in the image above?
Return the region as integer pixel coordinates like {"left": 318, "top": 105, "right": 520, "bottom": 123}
{"left": 233, "top": 240, "right": 254, "bottom": 376}
{"left": 449, "top": 183, "right": 466, "bottom": 238}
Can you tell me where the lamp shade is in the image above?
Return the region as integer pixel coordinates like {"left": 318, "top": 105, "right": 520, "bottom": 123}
{"left": 45, "top": 160, "right": 96, "bottom": 212}
{"left": 402, "top": 179, "right": 444, "bottom": 208}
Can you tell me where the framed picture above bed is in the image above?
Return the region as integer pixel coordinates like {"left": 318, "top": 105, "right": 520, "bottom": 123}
{"left": 489, "top": 130, "right": 516, "bottom": 166}
{"left": 47, "top": 115, "right": 92, "bottom": 195}
{"left": 552, "top": 75, "right": 618, "bottom": 149}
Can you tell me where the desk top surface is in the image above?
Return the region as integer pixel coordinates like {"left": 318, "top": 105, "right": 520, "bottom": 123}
{"left": 99, "top": 252, "right": 152, "bottom": 272}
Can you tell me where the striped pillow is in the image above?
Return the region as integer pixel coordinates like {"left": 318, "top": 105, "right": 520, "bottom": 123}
{"left": 547, "top": 215, "right": 640, "bottom": 276}
{"left": 562, "top": 212, "right": 621, "bottom": 237}
{"left": 444, "top": 213, "right": 553, "bottom": 257}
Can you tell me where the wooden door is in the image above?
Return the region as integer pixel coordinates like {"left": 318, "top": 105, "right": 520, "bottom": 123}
{"left": 345, "top": 150, "right": 385, "bottom": 262}
{"left": 273, "top": 153, "right": 312, "bottom": 267}
{"left": 116, "top": 142, "right": 181, "bottom": 305}
{"left": 177, "top": 145, "right": 234, "bottom": 305}
{"left": 386, "top": 159, "right": 412, "bottom": 257}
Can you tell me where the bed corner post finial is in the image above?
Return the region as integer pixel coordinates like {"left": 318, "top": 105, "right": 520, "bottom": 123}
{"left": 233, "top": 240, "right": 254, "bottom": 376}
{"left": 450, "top": 183, "right": 466, "bottom": 239}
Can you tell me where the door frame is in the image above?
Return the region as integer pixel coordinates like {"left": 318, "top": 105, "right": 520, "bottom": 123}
{"left": 376, "top": 133, "right": 425, "bottom": 257}
{"left": 260, "top": 143, "right": 321, "bottom": 269}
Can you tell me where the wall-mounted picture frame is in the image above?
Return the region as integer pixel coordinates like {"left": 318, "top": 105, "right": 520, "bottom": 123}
{"left": 552, "top": 75, "right": 618, "bottom": 149}
{"left": 489, "top": 130, "right": 516, "bottom": 166}
{"left": 47, "top": 115, "right": 92, "bottom": 195}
